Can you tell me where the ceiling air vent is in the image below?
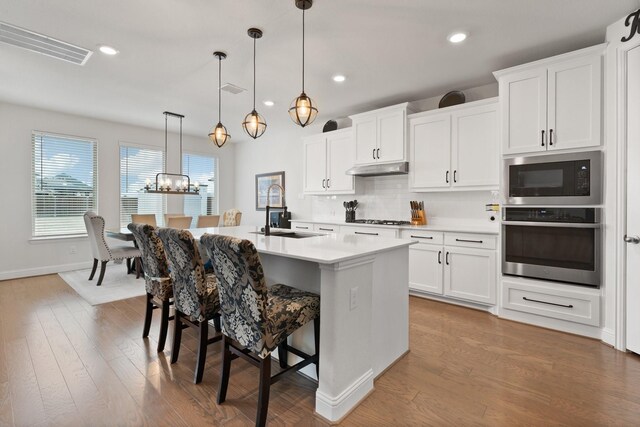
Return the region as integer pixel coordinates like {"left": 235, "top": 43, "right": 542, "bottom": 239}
{"left": 220, "top": 83, "right": 246, "bottom": 94}
{"left": 0, "top": 21, "right": 93, "bottom": 65}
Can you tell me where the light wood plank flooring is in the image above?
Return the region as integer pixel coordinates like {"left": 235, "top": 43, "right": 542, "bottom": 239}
{"left": 1, "top": 274, "right": 640, "bottom": 426}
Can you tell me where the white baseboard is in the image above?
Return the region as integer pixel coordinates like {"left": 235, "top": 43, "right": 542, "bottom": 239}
{"left": 0, "top": 261, "right": 93, "bottom": 281}
{"left": 499, "top": 308, "right": 602, "bottom": 339}
{"left": 600, "top": 328, "right": 616, "bottom": 347}
{"left": 315, "top": 369, "right": 374, "bottom": 423}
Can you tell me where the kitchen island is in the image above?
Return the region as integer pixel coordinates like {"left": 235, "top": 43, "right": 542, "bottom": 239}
{"left": 189, "top": 226, "right": 413, "bottom": 422}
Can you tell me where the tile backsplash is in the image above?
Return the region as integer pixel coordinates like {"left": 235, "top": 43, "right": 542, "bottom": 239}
{"left": 308, "top": 175, "right": 497, "bottom": 224}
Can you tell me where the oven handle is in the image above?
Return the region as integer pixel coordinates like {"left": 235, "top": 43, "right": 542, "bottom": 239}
{"left": 502, "top": 221, "right": 600, "bottom": 229}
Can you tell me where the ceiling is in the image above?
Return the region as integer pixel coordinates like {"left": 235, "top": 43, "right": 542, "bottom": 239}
{"left": 1, "top": 0, "right": 638, "bottom": 142}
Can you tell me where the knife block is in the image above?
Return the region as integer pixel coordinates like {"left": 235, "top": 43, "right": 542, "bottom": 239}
{"left": 411, "top": 210, "right": 427, "bottom": 226}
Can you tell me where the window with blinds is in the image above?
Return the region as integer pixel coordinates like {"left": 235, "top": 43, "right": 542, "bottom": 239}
{"left": 120, "top": 145, "right": 166, "bottom": 228}
{"left": 183, "top": 153, "right": 218, "bottom": 227}
{"left": 32, "top": 132, "right": 98, "bottom": 238}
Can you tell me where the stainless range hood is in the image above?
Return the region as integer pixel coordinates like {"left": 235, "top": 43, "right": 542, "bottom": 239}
{"left": 345, "top": 161, "right": 409, "bottom": 177}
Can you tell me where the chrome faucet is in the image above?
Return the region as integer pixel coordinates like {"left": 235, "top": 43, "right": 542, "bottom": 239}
{"left": 264, "top": 183, "right": 287, "bottom": 236}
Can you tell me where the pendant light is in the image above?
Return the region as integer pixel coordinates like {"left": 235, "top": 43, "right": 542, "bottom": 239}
{"left": 242, "top": 28, "right": 267, "bottom": 139}
{"left": 209, "top": 51, "right": 231, "bottom": 148}
{"left": 289, "top": 0, "right": 318, "bottom": 127}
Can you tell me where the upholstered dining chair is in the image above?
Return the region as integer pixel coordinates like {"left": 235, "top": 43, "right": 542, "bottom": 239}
{"left": 83, "top": 211, "right": 141, "bottom": 287}
{"left": 156, "top": 227, "right": 222, "bottom": 384}
{"left": 221, "top": 209, "right": 242, "bottom": 226}
{"left": 200, "top": 234, "right": 320, "bottom": 427}
{"left": 196, "top": 215, "right": 220, "bottom": 228}
{"left": 127, "top": 223, "right": 174, "bottom": 353}
{"left": 166, "top": 216, "right": 192, "bottom": 229}
{"left": 131, "top": 214, "right": 157, "bottom": 227}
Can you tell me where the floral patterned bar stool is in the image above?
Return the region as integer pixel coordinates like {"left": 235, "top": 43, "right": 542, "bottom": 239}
{"left": 127, "top": 223, "right": 173, "bottom": 353}
{"left": 221, "top": 209, "right": 242, "bottom": 226}
{"left": 156, "top": 227, "right": 222, "bottom": 384}
{"left": 200, "top": 234, "right": 320, "bottom": 427}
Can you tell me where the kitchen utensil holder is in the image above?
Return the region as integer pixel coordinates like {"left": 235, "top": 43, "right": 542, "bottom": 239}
{"left": 411, "top": 210, "right": 427, "bottom": 226}
{"left": 345, "top": 210, "right": 356, "bottom": 223}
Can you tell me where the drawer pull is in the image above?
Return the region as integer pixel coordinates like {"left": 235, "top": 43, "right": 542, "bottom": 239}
{"left": 296, "top": 226, "right": 309, "bottom": 230}
{"left": 411, "top": 235, "right": 433, "bottom": 239}
{"left": 355, "top": 231, "right": 379, "bottom": 236}
{"left": 455, "top": 238, "right": 483, "bottom": 244}
{"left": 318, "top": 227, "right": 333, "bottom": 231}
{"left": 522, "top": 297, "right": 573, "bottom": 309}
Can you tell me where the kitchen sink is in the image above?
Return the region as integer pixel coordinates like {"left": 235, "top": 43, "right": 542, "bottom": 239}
{"left": 248, "top": 230, "right": 320, "bottom": 239}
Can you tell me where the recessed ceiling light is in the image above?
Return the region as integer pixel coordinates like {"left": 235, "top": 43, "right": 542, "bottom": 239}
{"left": 447, "top": 32, "right": 467, "bottom": 44}
{"left": 98, "top": 45, "right": 118, "bottom": 55}
{"left": 263, "top": 100, "right": 274, "bottom": 107}
{"left": 333, "top": 74, "right": 346, "bottom": 82}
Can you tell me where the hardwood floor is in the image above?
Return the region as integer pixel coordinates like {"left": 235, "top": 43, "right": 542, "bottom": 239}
{"left": 1, "top": 275, "right": 640, "bottom": 426}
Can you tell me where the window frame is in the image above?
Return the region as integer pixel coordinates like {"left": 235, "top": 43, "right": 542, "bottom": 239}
{"left": 118, "top": 141, "right": 167, "bottom": 228}
{"left": 31, "top": 130, "right": 98, "bottom": 239}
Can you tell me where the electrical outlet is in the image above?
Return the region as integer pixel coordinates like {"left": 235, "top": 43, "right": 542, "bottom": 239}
{"left": 69, "top": 245, "right": 77, "bottom": 254}
{"left": 350, "top": 287, "right": 358, "bottom": 311}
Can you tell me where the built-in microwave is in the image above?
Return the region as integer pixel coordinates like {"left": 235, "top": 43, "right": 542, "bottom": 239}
{"left": 504, "top": 151, "right": 602, "bottom": 205}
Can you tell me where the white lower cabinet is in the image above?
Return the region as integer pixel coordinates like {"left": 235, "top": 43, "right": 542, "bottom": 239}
{"left": 502, "top": 279, "right": 600, "bottom": 326}
{"left": 313, "top": 223, "right": 340, "bottom": 233}
{"left": 291, "top": 222, "right": 314, "bottom": 231}
{"left": 402, "top": 230, "right": 497, "bottom": 305}
{"left": 341, "top": 225, "right": 398, "bottom": 238}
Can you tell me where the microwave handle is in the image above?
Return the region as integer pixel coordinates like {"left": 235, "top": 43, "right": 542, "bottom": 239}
{"left": 502, "top": 221, "right": 600, "bottom": 229}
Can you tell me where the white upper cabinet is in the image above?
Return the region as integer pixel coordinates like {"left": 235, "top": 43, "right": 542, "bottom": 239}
{"left": 495, "top": 44, "right": 604, "bottom": 155}
{"left": 409, "top": 98, "right": 499, "bottom": 192}
{"left": 350, "top": 103, "right": 409, "bottom": 165}
{"left": 303, "top": 128, "right": 355, "bottom": 195}
{"left": 452, "top": 103, "right": 500, "bottom": 188}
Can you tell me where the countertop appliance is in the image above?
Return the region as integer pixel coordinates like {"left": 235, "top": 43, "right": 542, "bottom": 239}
{"left": 504, "top": 151, "right": 602, "bottom": 205}
{"left": 502, "top": 207, "right": 601, "bottom": 287}
{"left": 354, "top": 219, "right": 411, "bottom": 226}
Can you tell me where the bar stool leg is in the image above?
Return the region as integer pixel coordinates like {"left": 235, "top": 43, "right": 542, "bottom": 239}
{"left": 171, "top": 313, "right": 183, "bottom": 364}
{"left": 143, "top": 293, "right": 153, "bottom": 338}
{"left": 256, "top": 356, "right": 271, "bottom": 427}
{"left": 157, "top": 299, "right": 170, "bottom": 352}
{"left": 194, "top": 321, "right": 208, "bottom": 384}
{"left": 217, "top": 336, "right": 231, "bottom": 404}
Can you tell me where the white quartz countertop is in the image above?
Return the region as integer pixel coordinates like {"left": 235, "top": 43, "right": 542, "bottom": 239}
{"left": 119, "top": 226, "right": 415, "bottom": 265}
{"left": 291, "top": 219, "right": 500, "bottom": 235}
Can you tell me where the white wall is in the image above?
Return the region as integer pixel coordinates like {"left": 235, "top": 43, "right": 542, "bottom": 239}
{"left": 0, "top": 102, "right": 235, "bottom": 279}
{"left": 233, "top": 83, "right": 498, "bottom": 226}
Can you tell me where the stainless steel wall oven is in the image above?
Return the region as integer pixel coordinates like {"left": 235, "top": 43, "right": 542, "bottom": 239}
{"left": 502, "top": 207, "right": 601, "bottom": 287}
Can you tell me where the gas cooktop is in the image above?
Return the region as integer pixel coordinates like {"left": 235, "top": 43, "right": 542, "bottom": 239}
{"left": 353, "top": 219, "right": 411, "bottom": 226}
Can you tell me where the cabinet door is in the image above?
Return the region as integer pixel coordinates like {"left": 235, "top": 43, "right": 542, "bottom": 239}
{"left": 501, "top": 68, "right": 547, "bottom": 154}
{"left": 353, "top": 116, "right": 378, "bottom": 165}
{"left": 409, "top": 245, "right": 444, "bottom": 294}
{"left": 377, "top": 109, "right": 406, "bottom": 163}
{"left": 444, "top": 246, "right": 496, "bottom": 304}
{"left": 451, "top": 103, "right": 499, "bottom": 188}
{"left": 327, "top": 130, "right": 355, "bottom": 193}
{"left": 547, "top": 55, "right": 602, "bottom": 151}
{"left": 409, "top": 113, "right": 451, "bottom": 190}
{"left": 303, "top": 136, "right": 327, "bottom": 193}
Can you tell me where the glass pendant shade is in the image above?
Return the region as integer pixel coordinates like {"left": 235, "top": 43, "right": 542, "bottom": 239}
{"left": 209, "top": 122, "right": 230, "bottom": 148}
{"left": 242, "top": 109, "right": 267, "bottom": 139}
{"left": 289, "top": 92, "right": 318, "bottom": 127}
{"left": 243, "top": 28, "right": 267, "bottom": 139}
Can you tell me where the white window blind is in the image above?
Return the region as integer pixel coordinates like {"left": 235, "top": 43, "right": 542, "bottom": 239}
{"left": 32, "top": 132, "right": 97, "bottom": 237}
{"left": 183, "top": 153, "right": 218, "bottom": 227}
{"left": 120, "top": 145, "right": 166, "bottom": 228}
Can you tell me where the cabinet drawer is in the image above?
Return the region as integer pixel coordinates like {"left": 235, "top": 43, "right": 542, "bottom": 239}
{"left": 445, "top": 233, "right": 496, "bottom": 250}
{"left": 400, "top": 230, "right": 444, "bottom": 245}
{"left": 291, "top": 222, "right": 314, "bottom": 231}
{"left": 341, "top": 226, "right": 398, "bottom": 238}
{"left": 313, "top": 223, "right": 340, "bottom": 233}
{"left": 502, "top": 280, "right": 600, "bottom": 326}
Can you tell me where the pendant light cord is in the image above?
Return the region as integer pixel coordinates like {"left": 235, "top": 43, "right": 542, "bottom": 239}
{"left": 302, "top": 7, "right": 305, "bottom": 93}
{"left": 253, "top": 36, "right": 256, "bottom": 111}
{"left": 164, "top": 112, "right": 168, "bottom": 172}
{"left": 218, "top": 56, "right": 222, "bottom": 123}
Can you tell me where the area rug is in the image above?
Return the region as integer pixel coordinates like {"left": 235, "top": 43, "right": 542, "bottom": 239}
{"left": 58, "top": 265, "right": 145, "bottom": 305}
